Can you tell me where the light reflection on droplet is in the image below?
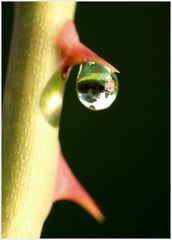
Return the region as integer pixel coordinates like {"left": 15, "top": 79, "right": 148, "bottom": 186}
{"left": 48, "top": 95, "right": 62, "bottom": 110}
{"left": 76, "top": 61, "right": 119, "bottom": 111}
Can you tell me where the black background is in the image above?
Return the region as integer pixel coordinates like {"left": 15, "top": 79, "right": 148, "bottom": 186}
{"left": 2, "top": 2, "right": 170, "bottom": 238}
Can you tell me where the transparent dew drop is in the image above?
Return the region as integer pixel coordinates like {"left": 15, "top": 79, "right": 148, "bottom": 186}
{"left": 40, "top": 71, "right": 65, "bottom": 128}
{"left": 76, "top": 62, "right": 119, "bottom": 111}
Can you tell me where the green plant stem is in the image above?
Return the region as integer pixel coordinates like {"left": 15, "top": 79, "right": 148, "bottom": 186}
{"left": 2, "top": 2, "right": 76, "bottom": 238}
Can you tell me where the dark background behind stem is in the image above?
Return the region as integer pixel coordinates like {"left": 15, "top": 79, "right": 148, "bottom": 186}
{"left": 2, "top": 2, "right": 170, "bottom": 238}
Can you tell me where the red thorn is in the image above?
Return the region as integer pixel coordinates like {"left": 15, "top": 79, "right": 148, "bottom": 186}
{"left": 78, "top": 42, "right": 120, "bottom": 73}
{"left": 54, "top": 150, "right": 105, "bottom": 223}
{"left": 58, "top": 20, "right": 120, "bottom": 75}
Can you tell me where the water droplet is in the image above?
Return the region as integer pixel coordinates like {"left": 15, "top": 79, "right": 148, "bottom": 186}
{"left": 40, "top": 71, "right": 65, "bottom": 127}
{"left": 76, "top": 62, "right": 118, "bottom": 111}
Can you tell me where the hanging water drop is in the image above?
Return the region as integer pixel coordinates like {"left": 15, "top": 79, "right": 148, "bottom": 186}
{"left": 76, "top": 61, "right": 119, "bottom": 111}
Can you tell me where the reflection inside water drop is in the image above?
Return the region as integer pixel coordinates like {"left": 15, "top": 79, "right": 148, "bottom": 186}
{"left": 76, "top": 62, "right": 119, "bottom": 111}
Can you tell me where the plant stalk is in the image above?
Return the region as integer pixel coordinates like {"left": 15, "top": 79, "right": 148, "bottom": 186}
{"left": 2, "top": 2, "right": 76, "bottom": 238}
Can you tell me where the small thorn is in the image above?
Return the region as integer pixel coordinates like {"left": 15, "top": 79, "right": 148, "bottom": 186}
{"left": 54, "top": 149, "right": 105, "bottom": 223}
{"left": 58, "top": 20, "right": 119, "bottom": 75}
{"left": 79, "top": 43, "right": 120, "bottom": 73}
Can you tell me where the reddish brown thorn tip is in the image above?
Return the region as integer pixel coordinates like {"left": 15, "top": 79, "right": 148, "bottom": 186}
{"left": 54, "top": 149, "right": 105, "bottom": 223}
{"left": 57, "top": 20, "right": 120, "bottom": 76}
